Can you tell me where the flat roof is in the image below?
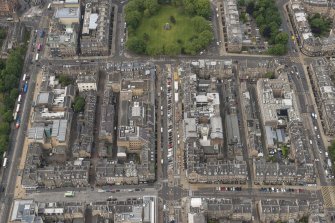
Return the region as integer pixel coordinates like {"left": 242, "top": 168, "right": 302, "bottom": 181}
{"left": 55, "top": 7, "right": 80, "bottom": 19}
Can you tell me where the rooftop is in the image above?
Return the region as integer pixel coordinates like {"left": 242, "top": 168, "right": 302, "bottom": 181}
{"left": 55, "top": 7, "right": 80, "bottom": 19}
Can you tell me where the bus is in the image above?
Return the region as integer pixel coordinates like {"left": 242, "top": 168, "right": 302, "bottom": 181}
{"left": 64, "top": 191, "right": 75, "bottom": 197}
{"left": 47, "top": 3, "right": 51, "bottom": 10}
{"left": 6, "top": 18, "right": 13, "bottom": 21}
{"left": 13, "top": 112, "right": 17, "bottom": 121}
{"left": 35, "top": 53, "right": 39, "bottom": 61}
{"left": 37, "top": 43, "right": 41, "bottom": 51}
{"left": 22, "top": 73, "right": 26, "bottom": 81}
{"left": 17, "top": 94, "right": 21, "bottom": 103}
{"left": 23, "top": 82, "right": 28, "bottom": 93}
{"left": 16, "top": 104, "right": 20, "bottom": 113}
{"left": 3, "top": 158, "right": 7, "bottom": 168}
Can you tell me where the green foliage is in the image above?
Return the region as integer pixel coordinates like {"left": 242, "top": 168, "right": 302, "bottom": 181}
{"left": 191, "top": 16, "right": 211, "bottom": 32}
{"left": 238, "top": 0, "right": 246, "bottom": 7}
{"left": 265, "top": 71, "right": 275, "bottom": 79}
{"left": 170, "top": 16, "right": 176, "bottom": 24}
{"left": 268, "top": 44, "right": 287, "bottom": 55}
{"left": 0, "top": 39, "right": 27, "bottom": 157}
{"left": 0, "top": 134, "right": 8, "bottom": 153}
{"left": 125, "top": 0, "right": 212, "bottom": 55}
{"left": 246, "top": 1, "right": 254, "bottom": 15}
{"left": 2, "top": 110, "right": 13, "bottom": 123}
{"left": 144, "top": 0, "right": 160, "bottom": 15}
{"left": 125, "top": 10, "right": 142, "bottom": 29}
{"left": 308, "top": 13, "right": 332, "bottom": 37}
{"left": 275, "top": 32, "right": 289, "bottom": 45}
{"left": 298, "top": 216, "right": 308, "bottom": 223}
{"left": 0, "top": 28, "right": 6, "bottom": 48}
{"left": 125, "top": 0, "right": 160, "bottom": 29}
{"left": 58, "top": 74, "right": 73, "bottom": 87}
{"left": 183, "top": 30, "right": 213, "bottom": 55}
{"left": 126, "top": 37, "right": 147, "bottom": 54}
{"left": 183, "top": 0, "right": 211, "bottom": 18}
{"left": 246, "top": 0, "right": 288, "bottom": 53}
{"left": 0, "top": 122, "right": 10, "bottom": 135}
{"left": 73, "top": 96, "right": 85, "bottom": 113}
{"left": 328, "top": 140, "right": 335, "bottom": 172}
{"left": 240, "top": 12, "right": 247, "bottom": 23}
{"left": 281, "top": 145, "right": 289, "bottom": 158}
{"left": 194, "top": 0, "right": 211, "bottom": 18}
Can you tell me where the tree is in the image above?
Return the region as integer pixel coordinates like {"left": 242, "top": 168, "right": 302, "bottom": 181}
{"left": 170, "top": 16, "right": 176, "bottom": 24}
{"left": 308, "top": 13, "right": 332, "bottom": 37}
{"left": 143, "top": 33, "right": 150, "bottom": 42}
{"left": 0, "top": 29, "right": 6, "bottom": 40}
{"left": 3, "top": 75, "right": 18, "bottom": 92}
{"left": 184, "top": 0, "right": 196, "bottom": 15}
{"left": 246, "top": 1, "right": 255, "bottom": 15}
{"left": 164, "top": 42, "right": 181, "bottom": 55}
{"left": 268, "top": 44, "right": 287, "bottom": 55}
{"left": 144, "top": 0, "right": 159, "bottom": 15}
{"left": 59, "top": 74, "right": 72, "bottom": 87}
{"left": 125, "top": 10, "right": 142, "bottom": 29}
{"left": 275, "top": 32, "right": 289, "bottom": 45}
{"left": 125, "top": 0, "right": 144, "bottom": 14}
{"left": 74, "top": 96, "right": 85, "bottom": 112}
{"left": 262, "top": 25, "right": 272, "bottom": 38}
{"left": 0, "top": 122, "right": 10, "bottom": 135}
{"left": 0, "top": 134, "right": 8, "bottom": 153}
{"left": 240, "top": 12, "right": 247, "bottom": 23}
{"left": 238, "top": 0, "right": 245, "bottom": 7}
{"left": 198, "top": 30, "right": 213, "bottom": 46}
{"left": 126, "top": 37, "right": 147, "bottom": 54}
{"left": 2, "top": 110, "right": 13, "bottom": 123}
{"left": 9, "top": 88, "right": 19, "bottom": 101}
{"left": 192, "top": 16, "right": 211, "bottom": 33}
{"left": 255, "top": 15, "right": 265, "bottom": 26}
{"left": 265, "top": 71, "right": 275, "bottom": 79}
{"left": 195, "top": 0, "right": 211, "bottom": 18}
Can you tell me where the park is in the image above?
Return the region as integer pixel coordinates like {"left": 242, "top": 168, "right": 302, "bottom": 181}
{"left": 125, "top": 0, "right": 213, "bottom": 56}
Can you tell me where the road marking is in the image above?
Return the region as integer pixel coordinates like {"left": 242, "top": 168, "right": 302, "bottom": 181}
{"left": 321, "top": 186, "right": 335, "bottom": 208}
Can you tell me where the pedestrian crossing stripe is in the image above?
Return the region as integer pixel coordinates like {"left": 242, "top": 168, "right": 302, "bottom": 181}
{"left": 321, "top": 186, "right": 335, "bottom": 208}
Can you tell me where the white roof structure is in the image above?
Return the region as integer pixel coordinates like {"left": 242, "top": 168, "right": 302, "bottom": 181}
{"left": 190, "top": 198, "right": 202, "bottom": 208}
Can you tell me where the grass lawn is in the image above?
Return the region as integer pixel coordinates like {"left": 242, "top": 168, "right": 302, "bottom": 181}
{"left": 133, "top": 5, "right": 196, "bottom": 54}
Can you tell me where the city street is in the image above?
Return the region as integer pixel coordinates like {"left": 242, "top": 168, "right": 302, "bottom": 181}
{"left": 1, "top": 0, "right": 335, "bottom": 222}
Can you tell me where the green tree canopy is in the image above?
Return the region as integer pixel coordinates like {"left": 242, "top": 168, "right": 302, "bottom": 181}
{"left": 125, "top": 10, "right": 142, "bottom": 29}
{"left": 0, "top": 122, "right": 10, "bottom": 135}
{"left": 144, "top": 0, "right": 160, "bottom": 15}
{"left": 74, "top": 96, "right": 85, "bottom": 113}
{"left": 308, "top": 13, "right": 332, "bottom": 37}
{"left": 275, "top": 32, "right": 289, "bottom": 45}
{"left": 195, "top": 0, "right": 211, "bottom": 18}
{"left": 126, "top": 37, "right": 147, "bottom": 54}
{"left": 191, "top": 16, "right": 211, "bottom": 32}
{"left": 268, "top": 44, "right": 287, "bottom": 55}
{"left": 0, "top": 134, "right": 8, "bottom": 153}
{"left": 59, "top": 74, "right": 73, "bottom": 87}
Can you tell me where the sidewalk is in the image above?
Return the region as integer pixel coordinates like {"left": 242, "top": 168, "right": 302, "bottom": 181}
{"left": 14, "top": 70, "right": 43, "bottom": 199}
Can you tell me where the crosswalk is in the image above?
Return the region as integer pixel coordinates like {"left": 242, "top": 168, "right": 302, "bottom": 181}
{"left": 321, "top": 186, "right": 335, "bottom": 208}
{"left": 289, "top": 56, "right": 301, "bottom": 64}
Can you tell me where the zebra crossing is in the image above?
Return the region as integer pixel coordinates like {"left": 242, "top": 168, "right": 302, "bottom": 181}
{"left": 289, "top": 56, "right": 301, "bottom": 64}
{"left": 321, "top": 186, "right": 335, "bottom": 208}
